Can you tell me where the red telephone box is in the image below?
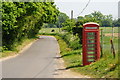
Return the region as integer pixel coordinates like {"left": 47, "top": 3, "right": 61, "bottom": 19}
{"left": 82, "top": 22, "right": 100, "bottom": 66}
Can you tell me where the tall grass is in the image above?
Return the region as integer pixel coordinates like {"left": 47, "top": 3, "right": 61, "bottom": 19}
{"left": 56, "top": 34, "right": 119, "bottom": 78}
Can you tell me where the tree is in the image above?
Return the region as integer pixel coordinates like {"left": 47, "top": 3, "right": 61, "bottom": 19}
{"left": 101, "top": 15, "right": 113, "bottom": 27}
{"left": 62, "top": 19, "right": 75, "bottom": 33}
{"left": 2, "top": 2, "right": 59, "bottom": 50}
{"left": 73, "top": 11, "right": 114, "bottom": 43}
{"left": 76, "top": 11, "right": 113, "bottom": 27}
{"left": 56, "top": 12, "right": 69, "bottom": 28}
{"left": 113, "top": 19, "right": 120, "bottom": 27}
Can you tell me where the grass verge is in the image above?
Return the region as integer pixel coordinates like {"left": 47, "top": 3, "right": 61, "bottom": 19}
{"left": 1, "top": 37, "right": 38, "bottom": 58}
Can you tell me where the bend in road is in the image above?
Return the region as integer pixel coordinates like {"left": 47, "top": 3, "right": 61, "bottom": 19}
{"left": 2, "top": 36, "right": 59, "bottom": 78}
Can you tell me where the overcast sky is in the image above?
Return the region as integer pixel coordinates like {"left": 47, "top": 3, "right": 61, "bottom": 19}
{"left": 55, "top": 0, "right": 120, "bottom": 19}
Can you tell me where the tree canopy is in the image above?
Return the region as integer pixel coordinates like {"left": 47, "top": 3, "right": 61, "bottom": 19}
{"left": 2, "top": 2, "right": 59, "bottom": 50}
{"left": 61, "top": 11, "right": 117, "bottom": 43}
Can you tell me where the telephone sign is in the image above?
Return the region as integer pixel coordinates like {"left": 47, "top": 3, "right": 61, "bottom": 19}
{"left": 82, "top": 22, "right": 100, "bottom": 66}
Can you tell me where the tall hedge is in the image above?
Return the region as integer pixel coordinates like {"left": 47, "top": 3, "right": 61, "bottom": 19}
{"left": 2, "top": 2, "right": 59, "bottom": 50}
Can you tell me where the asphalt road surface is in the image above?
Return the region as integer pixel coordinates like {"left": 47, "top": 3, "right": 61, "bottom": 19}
{"left": 2, "top": 36, "right": 59, "bottom": 78}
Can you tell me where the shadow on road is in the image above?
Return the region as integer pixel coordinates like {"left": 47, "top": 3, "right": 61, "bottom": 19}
{"left": 66, "top": 64, "right": 83, "bottom": 69}
{"left": 61, "top": 52, "right": 81, "bottom": 58}
{"left": 53, "top": 56, "right": 62, "bottom": 59}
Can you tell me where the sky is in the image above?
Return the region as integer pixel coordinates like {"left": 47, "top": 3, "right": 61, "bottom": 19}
{"left": 55, "top": 0, "right": 120, "bottom": 19}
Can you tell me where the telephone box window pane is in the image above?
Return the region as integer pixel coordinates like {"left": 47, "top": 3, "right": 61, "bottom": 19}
{"left": 87, "top": 51, "right": 95, "bottom": 54}
{"left": 88, "top": 59, "right": 95, "bottom": 62}
{"left": 88, "top": 48, "right": 95, "bottom": 50}
{"left": 87, "top": 36, "right": 95, "bottom": 39}
{"left": 86, "top": 27, "right": 97, "bottom": 29}
{"left": 87, "top": 32, "right": 96, "bottom": 36}
{"left": 87, "top": 40, "right": 96, "bottom": 43}
{"left": 88, "top": 44, "right": 96, "bottom": 47}
{"left": 88, "top": 55, "right": 95, "bottom": 58}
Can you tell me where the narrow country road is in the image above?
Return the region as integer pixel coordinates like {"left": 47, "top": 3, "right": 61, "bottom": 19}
{"left": 2, "top": 36, "right": 59, "bottom": 78}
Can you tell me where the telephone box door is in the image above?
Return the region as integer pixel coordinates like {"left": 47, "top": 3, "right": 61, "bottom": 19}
{"left": 83, "top": 31, "right": 100, "bottom": 66}
{"left": 82, "top": 22, "right": 100, "bottom": 66}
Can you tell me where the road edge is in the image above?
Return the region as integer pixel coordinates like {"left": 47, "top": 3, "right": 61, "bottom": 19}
{"left": 0, "top": 39, "right": 38, "bottom": 62}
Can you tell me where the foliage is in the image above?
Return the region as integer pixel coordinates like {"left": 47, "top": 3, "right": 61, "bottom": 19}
{"left": 113, "top": 19, "right": 120, "bottom": 27}
{"left": 62, "top": 11, "right": 114, "bottom": 33}
{"left": 2, "top": 2, "right": 59, "bottom": 50}
{"left": 54, "top": 33, "right": 119, "bottom": 78}
{"left": 62, "top": 19, "right": 76, "bottom": 33}
{"left": 39, "top": 32, "right": 82, "bottom": 50}
{"left": 72, "top": 26, "right": 83, "bottom": 43}
{"left": 42, "top": 23, "right": 57, "bottom": 28}
{"left": 1, "top": 38, "right": 36, "bottom": 58}
{"left": 56, "top": 12, "right": 69, "bottom": 28}
{"left": 101, "top": 15, "right": 113, "bottom": 27}
{"left": 59, "top": 33, "right": 81, "bottom": 50}
{"left": 61, "top": 11, "right": 115, "bottom": 44}
{"left": 42, "top": 12, "right": 69, "bottom": 28}
{"left": 39, "top": 28, "right": 60, "bottom": 33}
{"left": 76, "top": 11, "right": 113, "bottom": 27}
{"left": 39, "top": 27, "right": 119, "bottom": 78}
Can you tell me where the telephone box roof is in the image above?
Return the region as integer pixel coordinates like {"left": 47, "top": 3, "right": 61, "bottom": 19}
{"left": 83, "top": 22, "right": 99, "bottom": 26}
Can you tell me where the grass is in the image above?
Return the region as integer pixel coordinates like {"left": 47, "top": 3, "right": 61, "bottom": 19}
{"left": 2, "top": 27, "right": 118, "bottom": 77}
{"left": 40, "top": 27, "right": 119, "bottom": 78}
{"left": 102, "top": 36, "right": 118, "bottom": 58}
{"left": 1, "top": 27, "right": 119, "bottom": 77}
{"left": 54, "top": 35, "right": 82, "bottom": 65}
{"left": 39, "top": 27, "right": 119, "bottom": 34}
{"left": 100, "top": 27, "right": 118, "bottom": 33}
{"left": 39, "top": 27, "right": 119, "bottom": 78}
{"left": 74, "top": 57, "right": 118, "bottom": 78}
{"left": 1, "top": 37, "right": 37, "bottom": 58}
{"left": 39, "top": 28, "right": 61, "bottom": 33}
{"left": 55, "top": 34, "right": 119, "bottom": 78}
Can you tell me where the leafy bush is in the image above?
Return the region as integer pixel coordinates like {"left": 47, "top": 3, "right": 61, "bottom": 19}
{"left": 39, "top": 32, "right": 82, "bottom": 50}
{"left": 2, "top": 2, "right": 59, "bottom": 50}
